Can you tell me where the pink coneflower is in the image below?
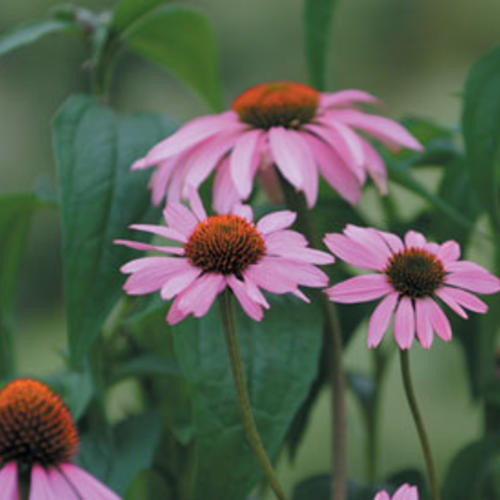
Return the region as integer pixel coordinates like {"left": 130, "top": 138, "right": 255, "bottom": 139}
{"left": 374, "top": 483, "right": 419, "bottom": 500}
{"left": 115, "top": 191, "right": 333, "bottom": 324}
{"left": 131, "top": 81, "right": 422, "bottom": 210}
{"left": 0, "top": 379, "right": 120, "bottom": 499}
{"left": 324, "top": 225, "right": 500, "bottom": 349}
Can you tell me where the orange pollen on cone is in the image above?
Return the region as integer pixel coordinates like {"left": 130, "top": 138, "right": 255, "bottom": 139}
{"left": 184, "top": 214, "right": 266, "bottom": 276}
{"left": 0, "top": 379, "right": 78, "bottom": 466}
{"left": 232, "top": 81, "right": 319, "bottom": 130}
{"left": 385, "top": 248, "right": 445, "bottom": 298}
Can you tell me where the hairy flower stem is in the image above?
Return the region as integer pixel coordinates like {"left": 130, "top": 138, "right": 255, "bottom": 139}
{"left": 219, "top": 290, "right": 287, "bottom": 500}
{"left": 278, "top": 180, "right": 346, "bottom": 500}
{"left": 399, "top": 350, "right": 441, "bottom": 500}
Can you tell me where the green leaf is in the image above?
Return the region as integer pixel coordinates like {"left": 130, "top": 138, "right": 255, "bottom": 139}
{"left": 303, "top": 0, "right": 338, "bottom": 90}
{"left": 442, "top": 433, "right": 500, "bottom": 500}
{"left": 173, "top": 296, "right": 323, "bottom": 500}
{"left": 292, "top": 474, "right": 375, "bottom": 500}
{"left": 112, "top": 0, "right": 170, "bottom": 32}
{"left": 122, "top": 5, "right": 223, "bottom": 111}
{"left": 0, "top": 19, "right": 74, "bottom": 56}
{"left": 78, "top": 412, "right": 163, "bottom": 495}
{"left": 52, "top": 94, "right": 177, "bottom": 366}
{"left": 0, "top": 192, "right": 53, "bottom": 378}
{"left": 463, "top": 45, "right": 500, "bottom": 231}
{"left": 111, "top": 354, "right": 182, "bottom": 383}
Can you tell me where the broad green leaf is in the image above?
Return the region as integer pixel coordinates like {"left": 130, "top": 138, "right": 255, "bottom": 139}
{"left": 442, "top": 433, "right": 500, "bottom": 500}
{"left": 0, "top": 192, "right": 54, "bottom": 379}
{"left": 0, "top": 18, "right": 74, "bottom": 56}
{"left": 173, "top": 296, "right": 322, "bottom": 500}
{"left": 113, "top": 0, "right": 169, "bottom": 32}
{"left": 53, "top": 94, "right": 177, "bottom": 366}
{"left": 303, "top": 0, "right": 338, "bottom": 90}
{"left": 122, "top": 5, "right": 223, "bottom": 111}
{"left": 78, "top": 412, "right": 162, "bottom": 495}
{"left": 463, "top": 45, "right": 500, "bottom": 231}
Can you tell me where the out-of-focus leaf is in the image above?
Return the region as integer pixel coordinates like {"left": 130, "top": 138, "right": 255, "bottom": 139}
{"left": 442, "top": 433, "right": 500, "bottom": 500}
{"left": 292, "top": 474, "right": 375, "bottom": 500}
{"left": 346, "top": 371, "right": 375, "bottom": 417}
{"left": 111, "top": 355, "right": 182, "bottom": 383}
{"left": 0, "top": 192, "right": 54, "bottom": 379}
{"left": 78, "top": 412, "right": 162, "bottom": 496}
{"left": 463, "top": 44, "right": 500, "bottom": 231}
{"left": 173, "top": 296, "right": 322, "bottom": 500}
{"left": 53, "top": 94, "right": 177, "bottom": 366}
{"left": 112, "top": 0, "right": 169, "bottom": 32}
{"left": 303, "top": 0, "right": 338, "bottom": 90}
{"left": 0, "top": 18, "right": 74, "bottom": 56}
{"left": 122, "top": 5, "right": 223, "bottom": 111}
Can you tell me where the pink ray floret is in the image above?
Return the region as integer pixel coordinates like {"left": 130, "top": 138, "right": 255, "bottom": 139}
{"left": 131, "top": 81, "right": 423, "bottom": 210}
{"left": 374, "top": 483, "right": 419, "bottom": 500}
{"left": 115, "top": 191, "right": 333, "bottom": 324}
{"left": 324, "top": 225, "right": 500, "bottom": 349}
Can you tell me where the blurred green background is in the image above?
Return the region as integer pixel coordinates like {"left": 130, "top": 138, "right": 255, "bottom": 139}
{"left": 1, "top": 0, "right": 500, "bottom": 496}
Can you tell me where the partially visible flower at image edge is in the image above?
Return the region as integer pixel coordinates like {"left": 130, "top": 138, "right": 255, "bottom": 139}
{"left": 131, "top": 81, "right": 423, "bottom": 211}
{"left": 324, "top": 225, "right": 500, "bottom": 349}
{"left": 115, "top": 190, "right": 334, "bottom": 324}
{"left": 0, "top": 378, "right": 120, "bottom": 500}
{"left": 374, "top": 483, "right": 419, "bottom": 500}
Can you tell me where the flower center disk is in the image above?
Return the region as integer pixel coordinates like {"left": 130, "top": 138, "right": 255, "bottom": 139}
{"left": 0, "top": 379, "right": 78, "bottom": 466}
{"left": 184, "top": 214, "right": 266, "bottom": 276}
{"left": 385, "top": 248, "right": 445, "bottom": 298}
{"left": 232, "top": 81, "right": 319, "bottom": 130}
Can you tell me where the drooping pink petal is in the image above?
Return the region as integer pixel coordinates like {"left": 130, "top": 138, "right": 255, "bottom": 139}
{"left": 149, "top": 158, "right": 177, "bottom": 205}
{"left": 445, "top": 270, "right": 500, "bottom": 294}
{"left": 165, "top": 159, "right": 189, "bottom": 204}
{"left": 121, "top": 256, "right": 183, "bottom": 274}
{"left": 329, "top": 109, "right": 423, "bottom": 151}
{"left": 187, "top": 187, "right": 207, "bottom": 221}
{"left": 437, "top": 286, "right": 488, "bottom": 314}
{"left": 182, "top": 130, "right": 242, "bottom": 192}
{"left": 272, "top": 246, "right": 334, "bottom": 265}
{"left": 47, "top": 468, "right": 79, "bottom": 499}
{"left": 393, "top": 484, "right": 419, "bottom": 500}
{"left": 306, "top": 123, "right": 365, "bottom": 183}
{"left": 325, "top": 274, "right": 392, "bottom": 303}
{"left": 246, "top": 258, "right": 302, "bottom": 294}
{"left": 213, "top": 157, "right": 242, "bottom": 214}
{"left": 263, "top": 257, "right": 330, "bottom": 288}
{"left": 319, "top": 89, "right": 381, "bottom": 109}
{"left": 323, "top": 234, "right": 388, "bottom": 270}
{"left": 30, "top": 465, "right": 53, "bottom": 500}
{"left": 0, "top": 462, "right": 19, "bottom": 500}
{"left": 360, "top": 138, "right": 388, "bottom": 195}
{"left": 114, "top": 239, "right": 184, "bottom": 255}
{"left": 427, "top": 298, "right": 452, "bottom": 341}
{"left": 268, "top": 127, "right": 304, "bottom": 188}
{"left": 60, "top": 463, "right": 121, "bottom": 500}
{"left": 367, "top": 292, "right": 398, "bottom": 348}
{"left": 303, "top": 134, "right": 361, "bottom": 204}
{"left": 227, "top": 275, "right": 263, "bottom": 321}
{"left": 230, "top": 129, "right": 263, "bottom": 198}
{"left": 242, "top": 275, "right": 270, "bottom": 309}
{"left": 296, "top": 131, "right": 319, "bottom": 207}
{"left": 373, "top": 492, "right": 391, "bottom": 500}
{"left": 435, "top": 287, "right": 468, "bottom": 319}
{"left": 393, "top": 296, "right": 415, "bottom": 349}
{"left": 344, "top": 225, "right": 393, "bottom": 263}
{"left": 129, "top": 223, "right": 187, "bottom": 243}
{"left": 257, "top": 210, "right": 296, "bottom": 234}
{"left": 264, "top": 229, "right": 308, "bottom": 252}
{"left": 404, "top": 230, "right": 426, "bottom": 249}
{"left": 160, "top": 265, "right": 202, "bottom": 300}
{"left": 415, "top": 298, "right": 434, "bottom": 349}
{"left": 132, "top": 112, "right": 241, "bottom": 168}
{"left": 163, "top": 202, "right": 198, "bottom": 237}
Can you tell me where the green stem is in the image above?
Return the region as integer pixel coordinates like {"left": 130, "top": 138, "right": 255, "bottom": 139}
{"left": 219, "top": 290, "right": 287, "bottom": 500}
{"left": 399, "top": 350, "right": 440, "bottom": 500}
{"left": 278, "top": 179, "right": 346, "bottom": 500}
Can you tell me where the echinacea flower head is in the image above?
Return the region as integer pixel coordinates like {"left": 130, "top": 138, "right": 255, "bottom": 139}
{"left": 115, "top": 191, "right": 333, "bottom": 324}
{"left": 0, "top": 378, "right": 120, "bottom": 499}
{"left": 374, "top": 483, "right": 419, "bottom": 500}
{"left": 324, "top": 225, "right": 500, "bottom": 349}
{"left": 132, "top": 81, "right": 423, "bottom": 211}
